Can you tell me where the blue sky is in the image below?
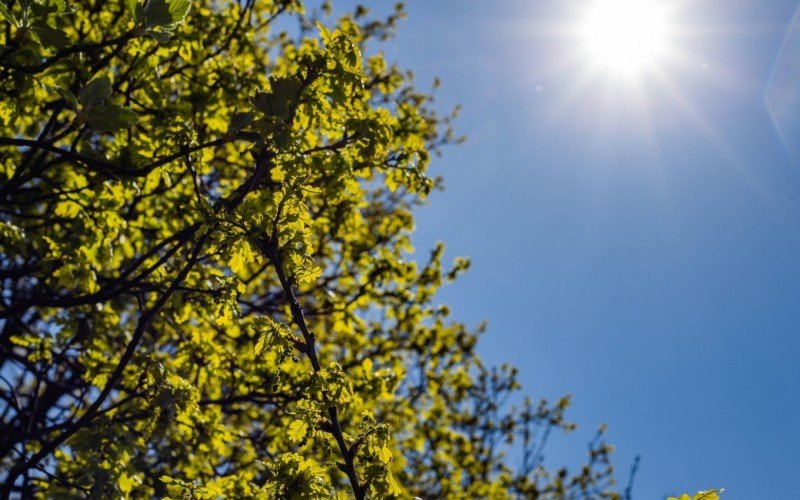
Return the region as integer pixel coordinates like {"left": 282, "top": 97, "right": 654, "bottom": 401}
{"left": 353, "top": 0, "right": 800, "bottom": 498}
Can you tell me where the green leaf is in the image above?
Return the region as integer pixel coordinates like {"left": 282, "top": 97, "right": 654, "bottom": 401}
{"left": 254, "top": 330, "right": 269, "bottom": 356}
{"left": 54, "top": 200, "right": 81, "bottom": 218}
{"left": 695, "top": 491, "right": 722, "bottom": 500}
{"left": 51, "top": 0, "right": 67, "bottom": 15}
{"left": 0, "top": 2, "right": 16, "bottom": 25}
{"left": 252, "top": 76, "right": 300, "bottom": 118}
{"left": 337, "top": 32, "right": 361, "bottom": 71}
{"left": 118, "top": 472, "right": 138, "bottom": 493}
{"left": 31, "top": 24, "right": 71, "bottom": 50}
{"left": 251, "top": 91, "right": 272, "bottom": 116}
{"left": 166, "top": 0, "right": 191, "bottom": 24}
{"left": 143, "top": 0, "right": 171, "bottom": 27}
{"left": 86, "top": 104, "right": 138, "bottom": 132}
{"left": 146, "top": 29, "right": 172, "bottom": 44}
{"left": 144, "top": 0, "right": 191, "bottom": 29}
{"left": 78, "top": 76, "right": 112, "bottom": 107}
{"left": 288, "top": 419, "right": 308, "bottom": 442}
{"left": 125, "top": 0, "right": 139, "bottom": 20}
{"left": 56, "top": 86, "right": 79, "bottom": 110}
{"left": 226, "top": 111, "right": 255, "bottom": 138}
{"left": 252, "top": 317, "right": 295, "bottom": 359}
{"left": 377, "top": 446, "right": 392, "bottom": 464}
{"left": 228, "top": 239, "right": 252, "bottom": 276}
{"left": 29, "top": 0, "right": 65, "bottom": 16}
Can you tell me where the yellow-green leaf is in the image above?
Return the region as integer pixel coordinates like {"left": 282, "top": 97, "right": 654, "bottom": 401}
{"left": 377, "top": 445, "right": 392, "bottom": 464}
{"left": 288, "top": 419, "right": 308, "bottom": 442}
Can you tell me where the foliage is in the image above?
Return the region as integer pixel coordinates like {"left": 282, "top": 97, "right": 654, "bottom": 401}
{"left": 668, "top": 490, "right": 723, "bottom": 500}
{"left": 0, "top": 0, "right": 621, "bottom": 497}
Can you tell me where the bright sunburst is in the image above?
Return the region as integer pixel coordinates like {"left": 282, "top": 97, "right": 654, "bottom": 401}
{"left": 579, "top": 0, "right": 673, "bottom": 76}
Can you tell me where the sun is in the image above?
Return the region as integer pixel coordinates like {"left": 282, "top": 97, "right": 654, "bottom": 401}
{"left": 579, "top": 0, "right": 672, "bottom": 76}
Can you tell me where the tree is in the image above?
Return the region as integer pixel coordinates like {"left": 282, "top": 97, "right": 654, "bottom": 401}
{"left": 0, "top": 0, "right": 621, "bottom": 497}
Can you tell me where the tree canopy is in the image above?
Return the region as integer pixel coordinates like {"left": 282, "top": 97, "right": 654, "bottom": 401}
{"left": 0, "top": 0, "right": 626, "bottom": 497}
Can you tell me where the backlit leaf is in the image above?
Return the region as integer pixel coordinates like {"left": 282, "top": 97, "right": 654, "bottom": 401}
{"left": 144, "top": 0, "right": 191, "bottom": 29}
{"left": 86, "top": 104, "right": 138, "bottom": 132}
{"left": 288, "top": 420, "right": 308, "bottom": 442}
{"left": 78, "top": 75, "right": 112, "bottom": 107}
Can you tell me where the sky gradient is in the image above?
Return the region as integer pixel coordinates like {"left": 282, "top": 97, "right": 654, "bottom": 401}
{"left": 358, "top": 1, "right": 800, "bottom": 498}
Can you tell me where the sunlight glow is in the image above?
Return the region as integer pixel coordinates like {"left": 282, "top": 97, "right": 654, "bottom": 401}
{"left": 579, "top": 0, "right": 672, "bottom": 76}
